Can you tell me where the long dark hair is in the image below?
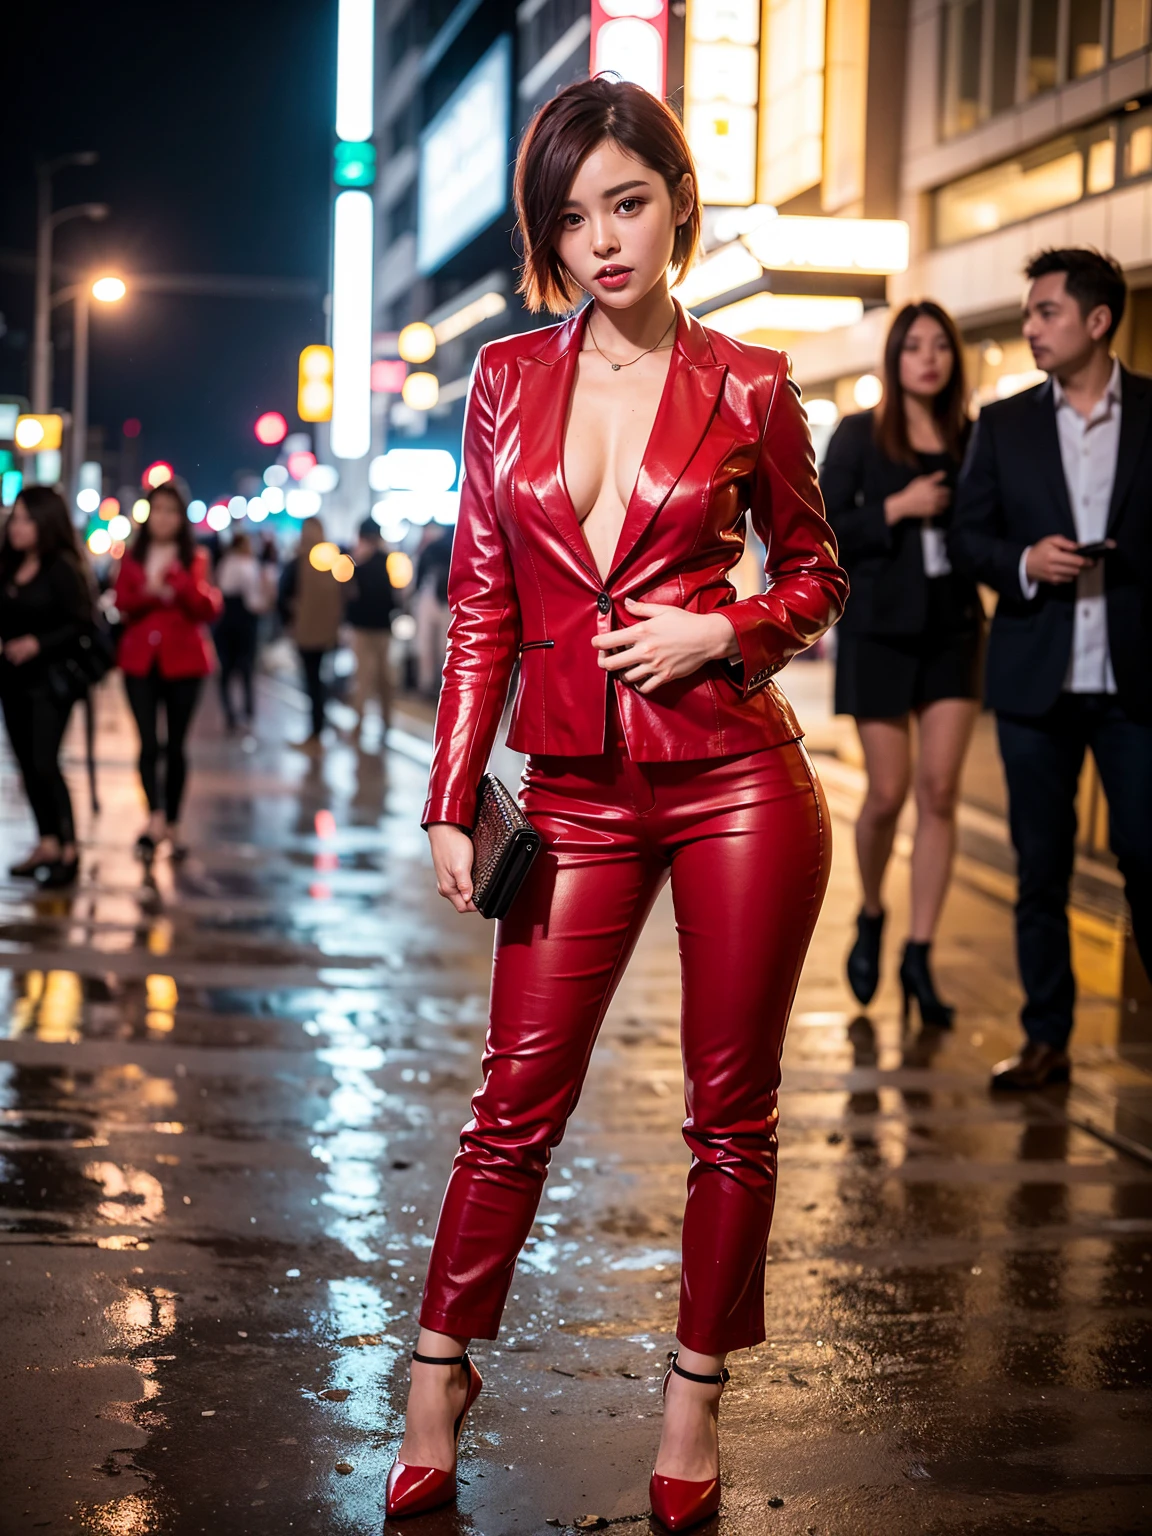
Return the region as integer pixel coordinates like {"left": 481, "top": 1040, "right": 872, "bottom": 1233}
{"left": 131, "top": 481, "right": 196, "bottom": 568}
{"left": 514, "top": 76, "right": 701, "bottom": 315}
{"left": 874, "top": 301, "right": 969, "bottom": 466}
{"left": 0, "top": 485, "right": 92, "bottom": 613}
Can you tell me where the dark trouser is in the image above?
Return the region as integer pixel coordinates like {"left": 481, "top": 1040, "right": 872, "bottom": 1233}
{"left": 1, "top": 686, "right": 76, "bottom": 844}
{"left": 298, "top": 648, "right": 329, "bottom": 737}
{"left": 216, "top": 618, "right": 258, "bottom": 727}
{"left": 997, "top": 694, "right": 1152, "bottom": 1048}
{"left": 124, "top": 671, "right": 203, "bottom": 821}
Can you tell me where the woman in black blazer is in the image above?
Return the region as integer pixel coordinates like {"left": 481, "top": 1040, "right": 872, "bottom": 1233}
{"left": 820, "top": 301, "right": 983, "bottom": 1024}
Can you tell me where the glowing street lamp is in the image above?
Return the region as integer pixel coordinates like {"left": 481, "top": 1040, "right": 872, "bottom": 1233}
{"left": 92, "top": 276, "right": 127, "bottom": 303}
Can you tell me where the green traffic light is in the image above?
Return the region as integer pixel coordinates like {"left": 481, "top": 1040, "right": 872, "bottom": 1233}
{"left": 334, "top": 141, "right": 376, "bottom": 188}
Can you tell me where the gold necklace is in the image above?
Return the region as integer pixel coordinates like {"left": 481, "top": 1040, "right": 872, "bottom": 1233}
{"left": 586, "top": 312, "right": 676, "bottom": 371}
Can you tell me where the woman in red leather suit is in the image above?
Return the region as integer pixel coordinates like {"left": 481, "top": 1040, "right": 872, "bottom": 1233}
{"left": 386, "top": 79, "right": 848, "bottom": 1529}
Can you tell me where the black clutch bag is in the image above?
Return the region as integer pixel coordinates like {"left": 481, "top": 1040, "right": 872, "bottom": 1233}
{"left": 471, "top": 773, "right": 541, "bottom": 920}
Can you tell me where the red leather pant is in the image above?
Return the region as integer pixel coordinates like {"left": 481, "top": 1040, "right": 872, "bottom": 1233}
{"left": 419, "top": 728, "right": 830, "bottom": 1354}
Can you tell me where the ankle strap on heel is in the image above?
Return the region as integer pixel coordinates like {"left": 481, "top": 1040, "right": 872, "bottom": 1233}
{"left": 412, "top": 1350, "right": 470, "bottom": 1366}
{"left": 667, "top": 1350, "right": 730, "bottom": 1386}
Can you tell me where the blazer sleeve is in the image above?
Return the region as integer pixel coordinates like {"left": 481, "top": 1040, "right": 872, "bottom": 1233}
{"left": 719, "top": 358, "right": 849, "bottom": 698}
{"left": 422, "top": 351, "right": 521, "bottom": 829}
{"left": 166, "top": 552, "right": 223, "bottom": 623}
{"left": 820, "top": 414, "right": 894, "bottom": 563}
{"left": 949, "top": 409, "right": 1029, "bottom": 597}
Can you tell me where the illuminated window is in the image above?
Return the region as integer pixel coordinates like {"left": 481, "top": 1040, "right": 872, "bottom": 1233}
{"left": 1068, "top": 0, "right": 1104, "bottom": 76}
{"left": 1125, "top": 120, "right": 1152, "bottom": 177}
{"left": 936, "top": 137, "right": 1083, "bottom": 244}
{"left": 1086, "top": 133, "right": 1116, "bottom": 193}
{"left": 758, "top": 0, "right": 826, "bottom": 206}
{"left": 1112, "top": 0, "right": 1150, "bottom": 55}
{"left": 1027, "top": 0, "right": 1060, "bottom": 95}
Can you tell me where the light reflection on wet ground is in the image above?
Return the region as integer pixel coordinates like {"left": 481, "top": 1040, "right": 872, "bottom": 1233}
{"left": 0, "top": 682, "right": 1150, "bottom": 1534}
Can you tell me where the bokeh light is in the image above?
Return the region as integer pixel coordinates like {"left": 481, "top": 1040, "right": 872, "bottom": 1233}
{"left": 108, "top": 515, "right": 132, "bottom": 541}
{"left": 228, "top": 495, "right": 247, "bottom": 520}
{"left": 206, "top": 504, "right": 230, "bottom": 532}
{"left": 386, "top": 551, "right": 413, "bottom": 588}
{"left": 132, "top": 498, "right": 150, "bottom": 522}
{"left": 76, "top": 487, "right": 100, "bottom": 515}
{"left": 401, "top": 372, "right": 439, "bottom": 411}
{"left": 143, "top": 461, "right": 174, "bottom": 489}
{"left": 263, "top": 464, "right": 289, "bottom": 488}
{"left": 308, "top": 541, "right": 340, "bottom": 572}
{"left": 287, "top": 450, "right": 317, "bottom": 481}
{"left": 87, "top": 528, "right": 112, "bottom": 555}
{"left": 187, "top": 499, "right": 207, "bottom": 523}
{"left": 332, "top": 553, "right": 355, "bottom": 583}
{"left": 254, "top": 411, "right": 288, "bottom": 446}
{"left": 99, "top": 496, "right": 119, "bottom": 520}
{"left": 397, "top": 321, "right": 436, "bottom": 364}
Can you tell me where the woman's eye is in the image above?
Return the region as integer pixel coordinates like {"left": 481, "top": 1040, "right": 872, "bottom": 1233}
{"left": 617, "top": 198, "right": 642, "bottom": 214}
{"left": 562, "top": 213, "right": 582, "bottom": 228}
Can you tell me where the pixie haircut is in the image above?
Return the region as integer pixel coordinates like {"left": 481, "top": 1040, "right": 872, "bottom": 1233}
{"left": 514, "top": 76, "right": 701, "bottom": 315}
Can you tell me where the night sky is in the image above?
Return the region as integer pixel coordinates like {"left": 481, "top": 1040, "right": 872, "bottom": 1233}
{"left": 0, "top": 0, "right": 334, "bottom": 502}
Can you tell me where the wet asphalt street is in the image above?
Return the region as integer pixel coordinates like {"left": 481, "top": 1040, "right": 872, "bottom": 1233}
{"left": 1, "top": 673, "right": 1150, "bottom": 1536}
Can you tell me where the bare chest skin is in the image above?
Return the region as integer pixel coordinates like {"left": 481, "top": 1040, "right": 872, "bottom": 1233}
{"left": 562, "top": 346, "right": 673, "bottom": 584}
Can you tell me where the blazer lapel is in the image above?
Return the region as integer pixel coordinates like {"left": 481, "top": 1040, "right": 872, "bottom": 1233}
{"left": 1034, "top": 381, "right": 1077, "bottom": 538}
{"left": 517, "top": 311, "right": 599, "bottom": 579}
{"left": 1108, "top": 367, "right": 1152, "bottom": 533}
{"left": 608, "top": 309, "right": 727, "bottom": 583}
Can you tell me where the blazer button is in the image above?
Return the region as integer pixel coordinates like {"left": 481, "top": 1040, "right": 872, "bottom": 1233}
{"left": 597, "top": 593, "right": 611, "bottom": 615}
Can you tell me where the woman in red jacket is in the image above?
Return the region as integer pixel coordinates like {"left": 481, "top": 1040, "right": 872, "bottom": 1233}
{"left": 115, "top": 482, "right": 221, "bottom": 858}
{"left": 387, "top": 80, "right": 847, "bottom": 1530}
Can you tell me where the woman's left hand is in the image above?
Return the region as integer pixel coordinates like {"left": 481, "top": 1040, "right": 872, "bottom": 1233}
{"left": 591, "top": 599, "right": 739, "bottom": 693}
{"left": 4, "top": 635, "right": 40, "bottom": 666}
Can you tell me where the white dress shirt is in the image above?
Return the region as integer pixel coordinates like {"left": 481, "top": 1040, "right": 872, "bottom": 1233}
{"left": 1018, "top": 358, "right": 1119, "bottom": 693}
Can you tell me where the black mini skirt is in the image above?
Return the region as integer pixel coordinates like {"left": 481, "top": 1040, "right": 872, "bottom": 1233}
{"left": 835, "top": 621, "right": 982, "bottom": 720}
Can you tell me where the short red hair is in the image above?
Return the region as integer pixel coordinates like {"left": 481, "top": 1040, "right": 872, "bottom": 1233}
{"left": 514, "top": 76, "right": 701, "bottom": 316}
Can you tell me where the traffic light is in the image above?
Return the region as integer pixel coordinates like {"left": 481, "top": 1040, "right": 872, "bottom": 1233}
{"left": 14, "top": 414, "right": 64, "bottom": 451}
{"left": 298, "top": 345, "right": 334, "bottom": 423}
{"left": 334, "top": 141, "right": 377, "bottom": 188}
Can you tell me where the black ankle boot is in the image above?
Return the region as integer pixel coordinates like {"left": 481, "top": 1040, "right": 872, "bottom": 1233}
{"left": 899, "top": 940, "right": 954, "bottom": 1028}
{"left": 846, "top": 909, "right": 885, "bottom": 1005}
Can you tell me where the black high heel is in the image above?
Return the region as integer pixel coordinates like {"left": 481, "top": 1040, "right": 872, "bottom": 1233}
{"left": 899, "top": 940, "right": 954, "bottom": 1028}
{"left": 846, "top": 908, "right": 884, "bottom": 1005}
{"left": 35, "top": 855, "right": 79, "bottom": 890}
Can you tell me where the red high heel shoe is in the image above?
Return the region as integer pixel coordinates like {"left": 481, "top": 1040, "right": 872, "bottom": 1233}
{"left": 385, "top": 1350, "right": 483, "bottom": 1520}
{"left": 648, "top": 1352, "right": 731, "bottom": 1532}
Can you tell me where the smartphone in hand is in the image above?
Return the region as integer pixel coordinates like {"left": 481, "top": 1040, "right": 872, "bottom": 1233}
{"left": 1075, "top": 540, "right": 1114, "bottom": 560}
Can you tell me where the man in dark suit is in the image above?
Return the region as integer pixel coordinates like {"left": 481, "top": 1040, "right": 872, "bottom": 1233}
{"left": 952, "top": 247, "right": 1152, "bottom": 1090}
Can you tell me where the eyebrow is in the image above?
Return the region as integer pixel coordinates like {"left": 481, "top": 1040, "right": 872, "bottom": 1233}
{"left": 559, "top": 178, "right": 650, "bottom": 210}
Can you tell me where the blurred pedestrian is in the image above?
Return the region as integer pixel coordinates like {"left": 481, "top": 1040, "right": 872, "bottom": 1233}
{"left": 116, "top": 482, "right": 222, "bottom": 859}
{"left": 346, "top": 517, "right": 397, "bottom": 741}
{"left": 952, "top": 248, "right": 1152, "bottom": 1090}
{"left": 821, "top": 301, "right": 982, "bottom": 1025}
{"left": 0, "top": 487, "right": 92, "bottom": 887}
{"left": 279, "top": 516, "right": 344, "bottom": 748}
{"left": 414, "top": 524, "right": 453, "bottom": 696}
{"left": 214, "top": 531, "right": 265, "bottom": 732}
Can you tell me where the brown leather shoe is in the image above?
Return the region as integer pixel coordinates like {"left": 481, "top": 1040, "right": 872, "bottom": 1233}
{"left": 990, "top": 1041, "right": 1071, "bottom": 1091}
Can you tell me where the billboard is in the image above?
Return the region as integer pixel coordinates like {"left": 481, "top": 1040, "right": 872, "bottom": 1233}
{"left": 590, "top": 1, "right": 668, "bottom": 98}
{"left": 417, "top": 35, "right": 512, "bottom": 275}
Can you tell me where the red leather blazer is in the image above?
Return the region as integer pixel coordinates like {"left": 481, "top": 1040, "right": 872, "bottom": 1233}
{"left": 423, "top": 303, "right": 847, "bottom": 828}
{"left": 116, "top": 549, "right": 222, "bottom": 679}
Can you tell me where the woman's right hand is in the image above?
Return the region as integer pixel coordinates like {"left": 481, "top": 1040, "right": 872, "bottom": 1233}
{"left": 428, "top": 823, "right": 477, "bottom": 914}
{"left": 884, "top": 471, "right": 951, "bottom": 524}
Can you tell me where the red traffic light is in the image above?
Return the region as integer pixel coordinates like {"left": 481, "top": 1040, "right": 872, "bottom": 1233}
{"left": 255, "top": 411, "right": 288, "bottom": 446}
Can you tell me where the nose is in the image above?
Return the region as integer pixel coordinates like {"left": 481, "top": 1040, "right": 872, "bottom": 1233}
{"left": 590, "top": 217, "right": 620, "bottom": 259}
